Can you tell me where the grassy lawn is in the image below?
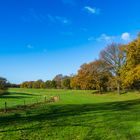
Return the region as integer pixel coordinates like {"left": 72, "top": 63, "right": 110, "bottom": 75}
{"left": 0, "top": 88, "right": 140, "bottom": 139}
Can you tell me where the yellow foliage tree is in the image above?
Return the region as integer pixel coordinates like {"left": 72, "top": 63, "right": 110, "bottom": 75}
{"left": 121, "top": 34, "right": 140, "bottom": 89}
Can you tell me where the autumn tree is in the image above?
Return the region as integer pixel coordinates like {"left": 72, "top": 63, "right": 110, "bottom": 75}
{"left": 70, "top": 63, "right": 96, "bottom": 90}
{"left": 20, "top": 81, "right": 28, "bottom": 88}
{"left": 121, "top": 34, "right": 140, "bottom": 90}
{"left": 71, "top": 60, "right": 111, "bottom": 92}
{"left": 27, "top": 81, "right": 34, "bottom": 88}
{"left": 70, "top": 75, "right": 81, "bottom": 90}
{"left": 91, "top": 60, "right": 112, "bottom": 93}
{"left": 100, "top": 43, "right": 126, "bottom": 94}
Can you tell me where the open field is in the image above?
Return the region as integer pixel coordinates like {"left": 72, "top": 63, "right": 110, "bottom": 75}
{"left": 0, "top": 88, "right": 140, "bottom": 139}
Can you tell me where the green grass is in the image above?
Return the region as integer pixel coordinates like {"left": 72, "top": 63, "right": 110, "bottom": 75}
{"left": 0, "top": 88, "right": 140, "bottom": 140}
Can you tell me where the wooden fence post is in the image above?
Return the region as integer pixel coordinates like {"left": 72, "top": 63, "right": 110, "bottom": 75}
{"left": 23, "top": 100, "right": 26, "bottom": 109}
{"left": 44, "top": 96, "right": 46, "bottom": 102}
{"left": 4, "top": 102, "right": 7, "bottom": 113}
{"left": 24, "top": 100, "right": 25, "bottom": 106}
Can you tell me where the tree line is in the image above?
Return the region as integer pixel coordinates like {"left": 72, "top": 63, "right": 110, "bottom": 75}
{"left": 20, "top": 34, "right": 140, "bottom": 94}
{"left": 1, "top": 33, "right": 140, "bottom": 94}
{"left": 20, "top": 74, "right": 71, "bottom": 89}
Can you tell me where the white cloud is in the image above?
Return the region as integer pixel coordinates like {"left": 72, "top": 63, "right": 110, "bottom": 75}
{"left": 121, "top": 32, "right": 130, "bottom": 41}
{"left": 94, "top": 32, "right": 133, "bottom": 44}
{"left": 84, "top": 6, "right": 100, "bottom": 14}
{"left": 97, "top": 34, "right": 115, "bottom": 42}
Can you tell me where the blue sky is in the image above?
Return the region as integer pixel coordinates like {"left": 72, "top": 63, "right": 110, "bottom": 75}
{"left": 0, "top": 0, "right": 140, "bottom": 83}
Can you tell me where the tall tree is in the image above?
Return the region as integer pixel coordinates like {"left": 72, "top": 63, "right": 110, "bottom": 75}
{"left": 100, "top": 43, "right": 126, "bottom": 94}
{"left": 121, "top": 34, "right": 140, "bottom": 89}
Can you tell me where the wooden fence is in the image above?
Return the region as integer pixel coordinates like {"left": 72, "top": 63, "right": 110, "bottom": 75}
{"left": 1, "top": 95, "right": 60, "bottom": 113}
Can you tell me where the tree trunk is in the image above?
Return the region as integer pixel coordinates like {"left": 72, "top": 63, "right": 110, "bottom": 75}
{"left": 117, "top": 80, "right": 121, "bottom": 95}
{"left": 99, "top": 86, "right": 102, "bottom": 94}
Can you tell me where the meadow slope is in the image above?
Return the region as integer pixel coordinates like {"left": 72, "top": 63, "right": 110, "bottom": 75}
{"left": 0, "top": 88, "right": 140, "bottom": 140}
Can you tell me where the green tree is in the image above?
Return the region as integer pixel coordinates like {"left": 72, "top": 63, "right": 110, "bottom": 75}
{"left": 53, "top": 74, "right": 64, "bottom": 89}
{"left": 51, "top": 80, "right": 57, "bottom": 89}
{"left": 33, "top": 80, "right": 44, "bottom": 89}
{"left": 0, "top": 77, "right": 8, "bottom": 90}
{"left": 45, "top": 80, "right": 53, "bottom": 88}
{"left": 0, "top": 77, "right": 8, "bottom": 94}
{"left": 40, "top": 82, "right": 46, "bottom": 89}
{"left": 61, "top": 76, "right": 71, "bottom": 89}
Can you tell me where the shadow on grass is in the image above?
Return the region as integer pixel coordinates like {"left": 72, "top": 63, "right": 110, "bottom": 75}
{"left": 0, "top": 98, "right": 140, "bottom": 123}
{"left": 0, "top": 98, "right": 140, "bottom": 139}
{"left": 0, "top": 92, "right": 37, "bottom": 99}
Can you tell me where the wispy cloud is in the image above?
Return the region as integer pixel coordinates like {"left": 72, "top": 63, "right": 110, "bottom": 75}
{"left": 96, "top": 34, "right": 115, "bottom": 42}
{"left": 21, "top": 9, "right": 47, "bottom": 23}
{"left": 84, "top": 6, "right": 100, "bottom": 15}
{"left": 88, "top": 36, "right": 95, "bottom": 41}
{"left": 27, "top": 44, "right": 34, "bottom": 49}
{"left": 47, "top": 14, "right": 71, "bottom": 25}
{"left": 55, "top": 16, "right": 71, "bottom": 24}
{"left": 21, "top": 9, "right": 71, "bottom": 25}
{"left": 47, "top": 14, "right": 55, "bottom": 22}
{"left": 88, "top": 34, "right": 114, "bottom": 42}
